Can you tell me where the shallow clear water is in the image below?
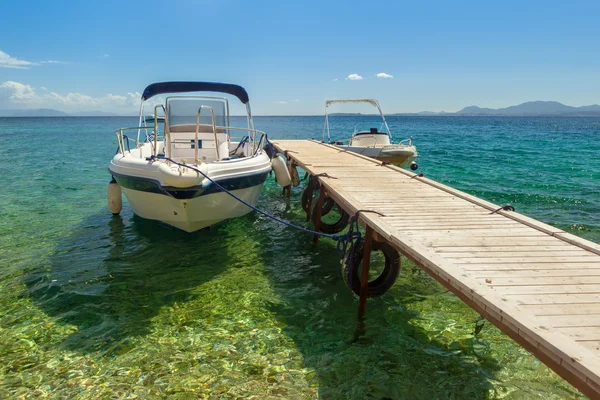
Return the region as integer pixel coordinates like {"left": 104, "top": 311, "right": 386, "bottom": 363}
{"left": 1, "top": 116, "right": 598, "bottom": 398}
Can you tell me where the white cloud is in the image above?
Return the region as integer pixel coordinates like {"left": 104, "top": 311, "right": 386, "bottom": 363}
{"left": 0, "top": 81, "right": 145, "bottom": 113}
{"left": 346, "top": 74, "right": 363, "bottom": 81}
{"left": 40, "top": 86, "right": 48, "bottom": 91}
{"left": 292, "top": 99, "right": 301, "bottom": 102}
{"left": 40, "top": 60, "right": 69, "bottom": 65}
{"left": 333, "top": 78, "right": 339, "bottom": 81}
{"left": 0, "top": 50, "right": 67, "bottom": 69}
{"left": 273, "top": 101, "right": 288, "bottom": 104}
{"left": 0, "top": 51, "right": 37, "bottom": 69}
{"left": 376, "top": 72, "right": 393, "bottom": 79}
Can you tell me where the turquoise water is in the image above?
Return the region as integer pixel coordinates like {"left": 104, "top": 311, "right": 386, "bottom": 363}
{"left": 1, "top": 116, "right": 599, "bottom": 398}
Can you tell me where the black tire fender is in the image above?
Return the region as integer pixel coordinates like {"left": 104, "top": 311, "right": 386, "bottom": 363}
{"left": 311, "top": 198, "right": 349, "bottom": 234}
{"left": 302, "top": 184, "right": 334, "bottom": 216}
{"left": 342, "top": 239, "right": 401, "bottom": 297}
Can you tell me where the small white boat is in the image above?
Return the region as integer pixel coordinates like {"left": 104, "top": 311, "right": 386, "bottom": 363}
{"left": 144, "top": 114, "right": 165, "bottom": 123}
{"left": 108, "top": 81, "right": 272, "bottom": 232}
{"left": 323, "top": 99, "right": 418, "bottom": 169}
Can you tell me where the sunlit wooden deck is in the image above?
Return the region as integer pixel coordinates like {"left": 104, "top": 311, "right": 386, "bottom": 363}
{"left": 272, "top": 139, "right": 600, "bottom": 399}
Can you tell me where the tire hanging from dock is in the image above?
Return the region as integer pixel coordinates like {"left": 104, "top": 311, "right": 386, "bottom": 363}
{"left": 311, "top": 196, "right": 349, "bottom": 234}
{"left": 343, "top": 238, "right": 401, "bottom": 297}
{"left": 301, "top": 176, "right": 334, "bottom": 215}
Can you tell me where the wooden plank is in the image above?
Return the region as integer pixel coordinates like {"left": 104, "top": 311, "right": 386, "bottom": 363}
{"left": 434, "top": 245, "right": 573, "bottom": 252}
{"left": 491, "top": 284, "right": 600, "bottom": 295}
{"left": 444, "top": 251, "right": 596, "bottom": 258}
{"left": 404, "top": 228, "right": 548, "bottom": 235}
{"left": 511, "top": 293, "right": 600, "bottom": 305}
{"left": 559, "top": 327, "right": 600, "bottom": 341}
{"left": 451, "top": 256, "right": 600, "bottom": 264}
{"left": 464, "top": 264, "right": 600, "bottom": 271}
{"left": 578, "top": 341, "right": 600, "bottom": 353}
{"left": 471, "top": 269, "right": 600, "bottom": 278}
{"left": 482, "top": 276, "right": 600, "bottom": 286}
{"left": 520, "top": 303, "right": 600, "bottom": 316}
{"left": 537, "top": 315, "right": 600, "bottom": 328}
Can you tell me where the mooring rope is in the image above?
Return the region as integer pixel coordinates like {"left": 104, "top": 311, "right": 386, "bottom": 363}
{"left": 144, "top": 136, "right": 383, "bottom": 257}
{"left": 490, "top": 204, "right": 515, "bottom": 214}
{"left": 229, "top": 135, "right": 249, "bottom": 156}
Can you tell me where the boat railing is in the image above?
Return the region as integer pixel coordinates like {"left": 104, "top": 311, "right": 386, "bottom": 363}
{"left": 115, "top": 127, "right": 139, "bottom": 154}
{"left": 148, "top": 105, "right": 166, "bottom": 156}
{"left": 396, "top": 136, "right": 413, "bottom": 146}
{"left": 189, "top": 116, "right": 266, "bottom": 159}
{"left": 114, "top": 125, "right": 266, "bottom": 160}
{"left": 196, "top": 106, "right": 220, "bottom": 165}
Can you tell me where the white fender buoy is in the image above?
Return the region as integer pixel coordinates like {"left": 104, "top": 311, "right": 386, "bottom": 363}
{"left": 287, "top": 158, "right": 300, "bottom": 187}
{"left": 108, "top": 178, "right": 122, "bottom": 215}
{"left": 271, "top": 155, "right": 292, "bottom": 187}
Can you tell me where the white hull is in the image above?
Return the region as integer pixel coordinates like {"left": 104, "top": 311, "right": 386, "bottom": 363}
{"left": 335, "top": 144, "right": 418, "bottom": 167}
{"left": 122, "top": 183, "right": 264, "bottom": 232}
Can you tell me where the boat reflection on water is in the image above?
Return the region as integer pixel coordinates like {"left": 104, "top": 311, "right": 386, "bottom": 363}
{"left": 26, "top": 209, "right": 231, "bottom": 352}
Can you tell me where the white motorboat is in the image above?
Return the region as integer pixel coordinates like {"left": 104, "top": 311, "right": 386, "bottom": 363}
{"left": 323, "top": 99, "right": 418, "bottom": 169}
{"left": 144, "top": 114, "right": 165, "bottom": 123}
{"left": 108, "top": 81, "right": 272, "bottom": 232}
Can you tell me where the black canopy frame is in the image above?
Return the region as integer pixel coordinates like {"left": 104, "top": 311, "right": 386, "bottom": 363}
{"left": 141, "top": 81, "right": 250, "bottom": 104}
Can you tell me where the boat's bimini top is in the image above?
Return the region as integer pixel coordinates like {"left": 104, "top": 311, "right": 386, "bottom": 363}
{"left": 325, "top": 99, "right": 379, "bottom": 108}
{"left": 142, "top": 81, "right": 250, "bottom": 104}
{"left": 323, "top": 98, "right": 391, "bottom": 143}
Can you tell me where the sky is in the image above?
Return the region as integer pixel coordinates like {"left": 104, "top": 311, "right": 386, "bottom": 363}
{"left": 1, "top": 0, "right": 600, "bottom": 115}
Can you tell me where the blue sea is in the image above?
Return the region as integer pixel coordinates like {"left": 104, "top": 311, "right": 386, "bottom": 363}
{"left": 1, "top": 116, "right": 599, "bottom": 398}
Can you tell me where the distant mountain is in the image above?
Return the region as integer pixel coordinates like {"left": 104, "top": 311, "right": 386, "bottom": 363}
{"left": 70, "top": 111, "right": 121, "bottom": 117}
{"left": 0, "top": 108, "right": 129, "bottom": 117}
{"left": 391, "top": 101, "right": 600, "bottom": 116}
{"left": 0, "top": 108, "right": 69, "bottom": 117}
{"left": 456, "top": 101, "right": 600, "bottom": 116}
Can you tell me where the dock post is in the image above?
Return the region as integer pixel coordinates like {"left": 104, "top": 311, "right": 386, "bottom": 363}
{"left": 358, "top": 226, "right": 373, "bottom": 317}
{"left": 312, "top": 188, "right": 326, "bottom": 244}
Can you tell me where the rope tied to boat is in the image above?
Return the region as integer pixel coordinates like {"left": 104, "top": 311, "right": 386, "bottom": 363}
{"left": 229, "top": 135, "right": 249, "bottom": 156}
{"left": 313, "top": 173, "right": 337, "bottom": 179}
{"left": 336, "top": 210, "right": 385, "bottom": 254}
{"left": 490, "top": 204, "right": 515, "bottom": 214}
{"left": 264, "top": 136, "right": 277, "bottom": 159}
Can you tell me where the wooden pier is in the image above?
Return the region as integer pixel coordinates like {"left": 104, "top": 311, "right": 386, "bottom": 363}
{"left": 272, "top": 139, "right": 600, "bottom": 399}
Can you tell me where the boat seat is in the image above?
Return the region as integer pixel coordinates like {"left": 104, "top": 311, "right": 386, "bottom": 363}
{"left": 167, "top": 128, "right": 230, "bottom": 163}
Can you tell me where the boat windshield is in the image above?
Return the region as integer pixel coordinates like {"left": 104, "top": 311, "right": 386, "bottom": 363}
{"left": 167, "top": 98, "right": 228, "bottom": 128}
